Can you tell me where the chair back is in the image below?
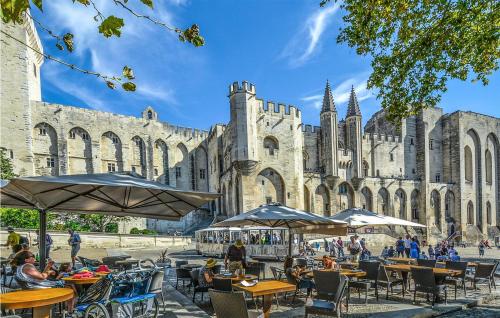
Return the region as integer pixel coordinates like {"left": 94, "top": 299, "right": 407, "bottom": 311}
{"left": 270, "top": 266, "right": 282, "bottom": 280}
{"left": 445, "top": 261, "right": 467, "bottom": 278}
{"left": 213, "top": 277, "right": 232, "bottom": 291}
{"left": 147, "top": 271, "right": 164, "bottom": 294}
{"left": 475, "top": 263, "right": 496, "bottom": 279}
{"left": 334, "top": 275, "right": 348, "bottom": 305}
{"left": 284, "top": 268, "right": 298, "bottom": 286}
{"left": 212, "top": 264, "right": 222, "bottom": 274}
{"left": 294, "top": 258, "right": 308, "bottom": 267}
{"left": 411, "top": 267, "right": 436, "bottom": 288}
{"left": 377, "top": 265, "right": 390, "bottom": 282}
{"left": 176, "top": 267, "right": 192, "bottom": 279}
{"left": 245, "top": 263, "right": 261, "bottom": 279}
{"left": 313, "top": 270, "right": 341, "bottom": 300}
{"left": 359, "top": 261, "right": 380, "bottom": 281}
{"left": 175, "top": 260, "right": 188, "bottom": 268}
{"left": 190, "top": 269, "right": 200, "bottom": 287}
{"left": 209, "top": 289, "right": 249, "bottom": 318}
{"left": 417, "top": 259, "right": 436, "bottom": 268}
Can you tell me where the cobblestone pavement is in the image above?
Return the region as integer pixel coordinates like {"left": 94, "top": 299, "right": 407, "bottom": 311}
{"left": 438, "top": 296, "right": 500, "bottom": 318}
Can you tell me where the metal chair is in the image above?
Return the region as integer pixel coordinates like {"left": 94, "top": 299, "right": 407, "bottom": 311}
{"left": 147, "top": 270, "right": 165, "bottom": 308}
{"left": 416, "top": 259, "right": 437, "bottom": 267}
{"left": 190, "top": 269, "right": 209, "bottom": 302}
{"left": 444, "top": 261, "right": 468, "bottom": 299}
{"left": 175, "top": 260, "right": 188, "bottom": 268}
{"left": 245, "top": 263, "right": 261, "bottom": 279}
{"left": 77, "top": 256, "right": 102, "bottom": 268}
{"left": 212, "top": 277, "right": 232, "bottom": 292}
{"left": 411, "top": 267, "right": 447, "bottom": 307}
{"left": 468, "top": 262, "right": 496, "bottom": 293}
{"left": 348, "top": 261, "right": 379, "bottom": 304}
{"left": 270, "top": 266, "right": 284, "bottom": 280}
{"left": 305, "top": 271, "right": 348, "bottom": 318}
{"left": 376, "top": 265, "right": 404, "bottom": 300}
{"left": 209, "top": 290, "right": 261, "bottom": 318}
{"left": 175, "top": 268, "right": 192, "bottom": 290}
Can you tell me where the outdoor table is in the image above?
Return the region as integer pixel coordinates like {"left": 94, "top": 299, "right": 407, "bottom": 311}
{"left": 214, "top": 274, "right": 258, "bottom": 282}
{"left": 436, "top": 261, "right": 478, "bottom": 267}
{"left": 338, "top": 262, "right": 359, "bottom": 269}
{"left": 306, "top": 269, "right": 366, "bottom": 279}
{"left": 62, "top": 276, "right": 102, "bottom": 285}
{"left": 115, "top": 259, "right": 139, "bottom": 270}
{"left": 181, "top": 264, "right": 203, "bottom": 270}
{"left": 232, "top": 280, "right": 296, "bottom": 318}
{"left": 386, "top": 257, "right": 416, "bottom": 264}
{"left": 0, "top": 288, "right": 74, "bottom": 318}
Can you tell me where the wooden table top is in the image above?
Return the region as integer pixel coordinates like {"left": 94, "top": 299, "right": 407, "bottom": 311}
{"left": 62, "top": 276, "right": 102, "bottom": 284}
{"left": 0, "top": 288, "right": 74, "bottom": 310}
{"left": 214, "top": 274, "right": 258, "bottom": 282}
{"left": 436, "top": 261, "right": 478, "bottom": 267}
{"left": 306, "top": 269, "right": 366, "bottom": 279}
{"left": 386, "top": 257, "right": 416, "bottom": 264}
{"left": 232, "top": 280, "right": 296, "bottom": 297}
{"left": 384, "top": 264, "right": 462, "bottom": 276}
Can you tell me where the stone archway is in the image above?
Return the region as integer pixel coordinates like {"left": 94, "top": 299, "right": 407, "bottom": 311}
{"left": 304, "top": 185, "right": 311, "bottom": 212}
{"left": 377, "top": 188, "right": 389, "bottom": 215}
{"left": 431, "top": 190, "right": 441, "bottom": 231}
{"left": 315, "top": 185, "right": 330, "bottom": 216}
{"left": 256, "top": 168, "right": 285, "bottom": 205}
{"left": 68, "top": 127, "right": 92, "bottom": 174}
{"left": 33, "top": 123, "right": 59, "bottom": 176}
{"left": 360, "top": 187, "right": 373, "bottom": 211}
{"left": 338, "top": 182, "right": 354, "bottom": 210}
{"left": 101, "top": 131, "right": 123, "bottom": 173}
{"left": 154, "top": 139, "right": 169, "bottom": 184}
{"left": 394, "top": 189, "right": 407, "bottom": 220}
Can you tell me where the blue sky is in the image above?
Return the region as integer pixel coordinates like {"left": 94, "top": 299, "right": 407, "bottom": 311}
{"left": 34, "top": 0, "right": 500, "bottom": 130}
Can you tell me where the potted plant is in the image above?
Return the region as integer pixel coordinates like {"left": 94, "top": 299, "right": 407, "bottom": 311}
{"left": 156, "top": 248, "right": 171, "bottom": 278}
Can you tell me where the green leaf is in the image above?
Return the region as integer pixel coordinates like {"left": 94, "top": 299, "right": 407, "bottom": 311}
{"left": 75, "top": 0, "right": 90, "bottom": 5}
{"left": 180, "top": 24, "right": 205, "bottom": 47}
{"left": 122, "top": 66, "right": 135, "bottom": 80}
{"left": 1, "top": 0, "right": 30, "bottom": 24}
{"left": 98, "top": 16, "right": 124, "bottom": 38}
{"left": 55, "top": 42, "right": 64, "bottom": 50}
{"left": 31, "top": 0, "right": 42, "bottom": 11}
{"left": 122, "top": 82, "right": 136, "bottom": 91}
{"left": 140, "top": 0, "right": 153, "bottom": 9}
{"left": 106, "top": 81, "right": 116, "bottom": 89}
{"left": 63, "top": 33, "right": 74, "bottom": 52}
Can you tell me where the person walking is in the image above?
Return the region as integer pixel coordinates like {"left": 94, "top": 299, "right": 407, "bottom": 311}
{"left": 336, "top": 237, "right": 344, "bottom": 257}
{"left": 409, "top": 237, "right": 419, "bottom": 258}
{"left": 396, "top": 237, "right": 405, "bottom": 257}
{"left": 35, "top": 230, "right": 53, "bottom": 259}
{"left": 348, "top": 236, "right": 361, "bottom": 262}
{"left": 224, "top": 239, "right": 246, "bottom": 274}
{"left": 68, "top": 229, "right": 81, "bottom": 269}
{"left": 478, "top": 240, "right": 485, "bottom": 257}
{"left": 404, "top": 235, "right": 412, "bottom": 258}
{"left": 3, "top": 227, "right": 21, "bottom": 253}
{"left": 329, "top": 238, "right": 336, "bottom": 257}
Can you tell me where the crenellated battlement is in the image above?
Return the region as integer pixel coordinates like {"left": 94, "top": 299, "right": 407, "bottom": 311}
{"left": 229, "top": 80, "right": 256, "bottom": 95}
{"left": 302, "top": 124, "right": 321, "bottom": 133}
{"left": 259, "top": 100, "right": 301, "bottom": 118}
{"left": 362, "top": 133, "right": 402, "bottom": 144}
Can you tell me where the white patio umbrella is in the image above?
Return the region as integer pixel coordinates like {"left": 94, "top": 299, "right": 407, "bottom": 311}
{"left": 0, "top": 172, "right": 220, "bottom": 267}
{"left": 212, "top": 203, "right": 347, "bottom": 255}
{"left": 329, "top": 207, "right": 426, "bottom": 229}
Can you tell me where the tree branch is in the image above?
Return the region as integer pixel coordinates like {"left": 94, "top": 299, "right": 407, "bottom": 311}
{"left": 113, "top": 0, "right": 177, "bottom": 33}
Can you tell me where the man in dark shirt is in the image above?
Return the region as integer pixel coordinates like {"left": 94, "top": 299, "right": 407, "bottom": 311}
{"left": 224, "top": 239, "right": 246, "bottom": 273}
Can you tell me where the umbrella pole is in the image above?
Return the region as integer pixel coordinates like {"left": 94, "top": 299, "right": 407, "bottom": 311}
{"left": 288, "top": 231, "right": 293, "bottom": 256}
{"left": 39, "top": 209, "right": 47, "bottom": 269}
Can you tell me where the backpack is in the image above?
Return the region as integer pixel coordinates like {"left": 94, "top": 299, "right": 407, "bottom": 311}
{"left": 19, "top": 236, "right": 29, "bottom": 245}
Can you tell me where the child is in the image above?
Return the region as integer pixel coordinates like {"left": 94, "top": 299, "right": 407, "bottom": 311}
{"left": 381, "top": 246, "right": 389, "bottom": 259}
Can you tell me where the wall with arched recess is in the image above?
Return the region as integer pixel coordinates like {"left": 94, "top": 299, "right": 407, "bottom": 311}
{"left": 67, "top": 127, "right": 93, "bottom": 174}
{"left": 255, "top": 167, "right": 285, "bottom": 206}
{"left": 33, "top": 122, "right": 59, "bottom": 176}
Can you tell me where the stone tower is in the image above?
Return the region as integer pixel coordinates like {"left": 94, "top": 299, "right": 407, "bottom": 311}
{"left": 229, "top": 81, "right": 259, "bottom": 167}
{"left": 0, "top": 18, "right": 43, "bottom": 176}
{"left": 346, "top": 86, "right": 363, "bottom": 183}
{"left": 320, "top": 80, "right": 339, "bottom": 179}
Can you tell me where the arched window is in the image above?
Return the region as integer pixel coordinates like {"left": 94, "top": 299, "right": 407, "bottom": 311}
{"left": 147, "top": 110, "right": 153, "bottom": 120}
{"left": 263, "top": 136, "right": 279, "bottom": 155}
{"left": 464, "top": 146, "right": 473, "bottom": 182}
{"left": 467, "top": 201, "right": 474, "bottom": 225}
{"left": 486, "top": 201, "right": 492, "bottom": 225}
{"left": 485, "top": 149, "right": 492, "bottom": 184}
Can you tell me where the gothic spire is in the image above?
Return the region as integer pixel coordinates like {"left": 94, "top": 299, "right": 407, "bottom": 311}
{"left": 321, "top": 80, "right": 336, "bottom": 113}
{"left": 346, "top": 85, "right": 361, "bottom": 117}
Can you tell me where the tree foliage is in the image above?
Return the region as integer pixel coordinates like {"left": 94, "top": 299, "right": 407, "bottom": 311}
{"left": 0, "top": 148, "right": 17, "bottom": 180}
{"left": 321, "top": 0, "right": 500, "bottom": 122}
{"left": 0, "top": 0, "right": 204, "bottom": 91}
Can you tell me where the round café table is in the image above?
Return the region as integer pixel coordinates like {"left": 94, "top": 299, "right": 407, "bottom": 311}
{"left": 214, "top": 274, "right": 258, "bottom": 282}
{"left": 62, "top": 276, "right": 102, "bottom": 285}
{"left": 0, "top": 288, "right": 74, "bottom": 318}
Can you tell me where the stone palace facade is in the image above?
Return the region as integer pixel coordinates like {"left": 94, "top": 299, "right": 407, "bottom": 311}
{"left": 2, "top": 19, "right": 499, "bottom": 241}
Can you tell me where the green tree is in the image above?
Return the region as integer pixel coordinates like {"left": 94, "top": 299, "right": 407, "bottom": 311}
{"left": 0, "top": 148, "right": 17, "bottom": 180}
{"left": 1, "top": 0, "right": 204, "bottom": 91}
{"left": 321, "top": 0, "right": 499, "bottom": 122}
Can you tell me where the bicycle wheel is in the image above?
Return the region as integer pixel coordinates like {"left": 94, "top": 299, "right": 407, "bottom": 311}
{"left": 84, "top": 303, "right": 110, "bottom": 318}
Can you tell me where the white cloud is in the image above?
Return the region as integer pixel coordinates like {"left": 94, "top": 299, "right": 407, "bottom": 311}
{"left": 280, "top": 3, "right": 340, "bottom": 67}
{"left": 301, "top": 74, "right": 374, "bottom": 111}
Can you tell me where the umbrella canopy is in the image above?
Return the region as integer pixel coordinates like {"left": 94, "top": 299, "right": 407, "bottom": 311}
{"left": 212, "top": 203, "right": 347, "bottom": 255}
{"left": 329, "top": 208, "right": 426, "bottom": 228}
{"left": 0, "top": 172, "right": 220, "bottom": 220}
{"left": 1, "top": 172, "right": 220, "bottom": 268}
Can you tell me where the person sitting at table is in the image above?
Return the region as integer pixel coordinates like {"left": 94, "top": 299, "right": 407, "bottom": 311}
{"left": 199, "top": 258, "right": 217, "bottom": 288}
{"left": 12, "top": 251, "right": 63, "bottom": 289}
{"left": 420, "top": 251, "right": 428, "bottom": 259}
{"left": 322, "top": 255, "right": 336, "bottom": 269}
{"left": 387, "top": 246, "right": 395, "bottom": 258}
{"left": 284, "top": 257, "right": 315, "bottom": 296}
{"left": 450, "top": 251, "right": 460, "bottom": 262}
{"left": 381, "top": 246, "right": 389, "bottom": 259}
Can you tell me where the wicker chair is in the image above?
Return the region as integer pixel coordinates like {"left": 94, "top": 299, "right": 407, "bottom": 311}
{"left": 411, "top": 267, "right": 447, "bottom": 307}
{"left": 468, "top": 263, "right": 496, "bottom": 293}
{"left": 175, "top": 268, "right": 192, "bottom": 290}
{"left": 305, "top": 270, "right": 348, "bottom": 318}
{"left": 270, "top": 266, "right": 284, "bottom": 281}
{"left": 190, "top": 269, "right": 210, "bottom": 302}
{"left": 245, "top": 263, "right": 262, "bottom": 279}
{"left": 212, "top": 277, "right": 232, "bottom": 292}
{"left": 376, "top": 265, "right": 404, "bottom": 300}
{"left": 348, "top": 261, "right": 379, "bottom": 304}
{"left": 443, "top": 261, "right": 468, "bottom": 299}
{"left": 209, "top": 290, "right": 261, "bottom": 318}
{"left": 416, "top": 259, "right": 437, "bottom": 268}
